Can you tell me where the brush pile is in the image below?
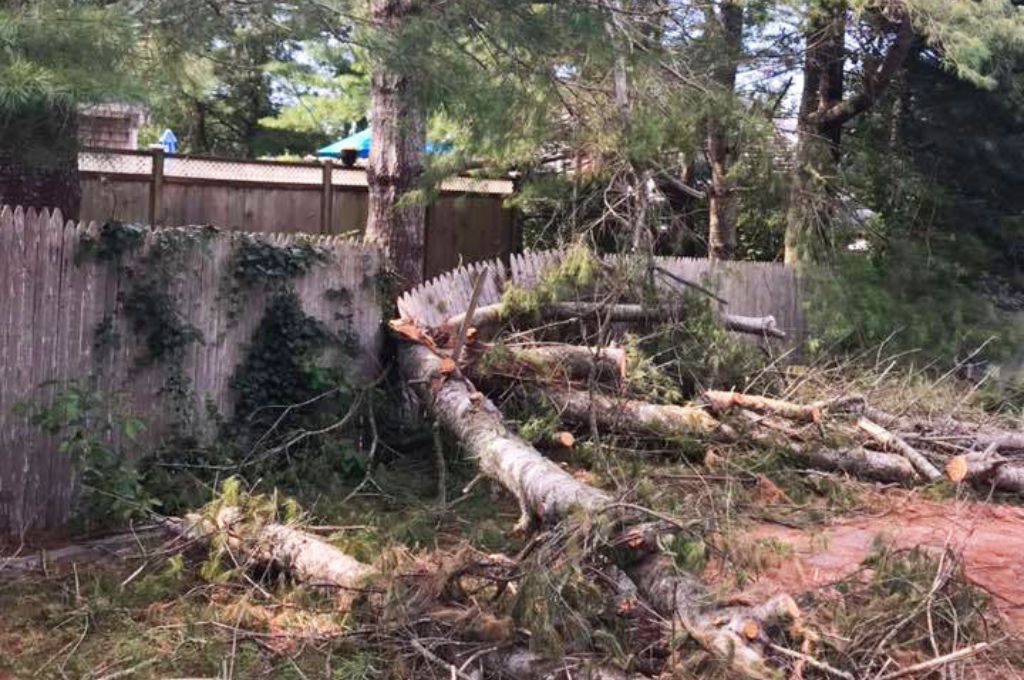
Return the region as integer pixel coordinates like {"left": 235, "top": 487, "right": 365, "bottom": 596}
{"left": 379, "top": 247, "right": 1024, "bottom": 677}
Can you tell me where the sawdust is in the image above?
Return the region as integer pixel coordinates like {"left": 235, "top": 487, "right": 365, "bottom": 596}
{"left": 714, "top": 494, "right": 1024, "bottom": 633}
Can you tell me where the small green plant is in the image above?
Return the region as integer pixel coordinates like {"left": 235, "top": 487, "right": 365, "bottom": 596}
{"left": 17, "top": 382, "right": 157, "bottom": 529}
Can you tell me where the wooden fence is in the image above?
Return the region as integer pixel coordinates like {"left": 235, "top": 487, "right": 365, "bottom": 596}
{"left": 79, "top": 148, "right": 517, "bottom": 278}
{"left": 398, "top": 250, "right": 804, "bottom": 341}
{"left": 0, "top": 205, "right": 383, "bottom": 535}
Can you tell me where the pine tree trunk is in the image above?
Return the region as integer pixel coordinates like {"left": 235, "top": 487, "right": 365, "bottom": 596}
{"left": 364, "top": 0, "right": 426, "bottom": 290}
{"left": 784, "top": 1, "right": 846, "bottom": 265}
{"left": 0, "top": 98, "right": 81, "bottom": 219}
{"left": 705, "top": 0, "right": 742, "bottom": 261}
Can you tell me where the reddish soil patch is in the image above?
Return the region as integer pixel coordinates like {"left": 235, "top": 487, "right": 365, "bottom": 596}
{"left": 721, "top": 498, "right": 1024, "bottom": 632}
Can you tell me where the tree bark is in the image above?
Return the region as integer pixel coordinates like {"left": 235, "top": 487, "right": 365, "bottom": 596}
{"left": 542, "top": 385, "right": 735, "bottom": 441}
{"left": 0, "top": 98, "right": 81, "bottom": 219}
{"left": 783, "top": 0, "right": 846, "bottom": 264}
{"left": 784, "top": 5, "right": 914, "bottom": 264}
{"left": 794, "top": 445, "right": 918, "bottom": 485}
{"left": 478, "top": 344, "right": 627, "bottom": 386}
{"left": 398, "top": 339, "right": 799, "bottom": 679}
{"left": 705, "top": 0, "right": 742, "bottom": 261}
{"left": 364, "top": 0, "right": 426, "bottom": 290}
{"left": 703, "top": 390, "right": 822, "bottom": 422}
{"left": 447, "top": 302, "right": 784, "bottom": 339}
{"left": 857, "top": 417, "right": 942, "bottom": 482}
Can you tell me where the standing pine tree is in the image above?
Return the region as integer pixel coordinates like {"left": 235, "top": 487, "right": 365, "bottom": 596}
{"left": 0, "top": 2, "right": 134, "bottom": 219}
{"left": 363, "top": 0, "right": 427, "bottom": 289}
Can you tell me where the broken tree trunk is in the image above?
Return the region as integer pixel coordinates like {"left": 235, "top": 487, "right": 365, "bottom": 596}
{"left": 541, "top": 385, "right": 735, "bottom": 441}
{"left": 398, "top": 339, "right": 798, "bottom": 679}
{"left": 446, "top": 301, "right": 785, "bottom": 339}
{"left": 481, "top": 343, "right": 627, "bottom": 386}
{"left": 857, "top": 417, "right": 943, "bottom": 482}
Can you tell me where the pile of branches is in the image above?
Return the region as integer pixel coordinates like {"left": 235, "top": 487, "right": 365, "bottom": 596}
{"left": 90, "top": 254, "right": 1017, "bottom": 679}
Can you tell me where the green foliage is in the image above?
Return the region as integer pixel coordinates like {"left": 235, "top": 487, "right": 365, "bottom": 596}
{"left": 0, "top": 2, "right": 136, "bottom": 110}
{"left": 634, "top": 293, "right": 772, "bottom": 397}
{"left": 77, "top": 221, "right": 146, "bottom": 262}
{"left": 16, "top": 381, "right": 157, "bottom": 529}
{"left": 806, "top": 244, "right": 1021, "bottom": 365}
{"left": 500, "top": 242, "right": 600, "bottom": 318}
{"left": 223, "top": 234, "right": 332, "bottom": 321}
{"left": 821, "top": 541, "right": 988, "bottom": 674}
{"left": 230, "top": 291, "right": 339, "bottom": 424}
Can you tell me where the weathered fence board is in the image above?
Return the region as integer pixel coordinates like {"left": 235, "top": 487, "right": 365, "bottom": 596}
{"left": 398, "top": 250, "right": 804, "bottom": 343}
{"left": 0, "top": 206, "right": 383, "bottom": 535}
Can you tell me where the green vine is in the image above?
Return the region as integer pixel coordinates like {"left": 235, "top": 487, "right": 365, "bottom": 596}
{"left": 223, "top": 234, "right": 331, "bottom": 320}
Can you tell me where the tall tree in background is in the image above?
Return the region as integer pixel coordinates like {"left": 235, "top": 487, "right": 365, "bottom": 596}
{"left": 363, "top": 0, "right": 427, "bottom": 289}
{"left": 0, "top": 2, "right": 133, "bottom": 218}
{"left": 783, "top": 0, "right": 1024, "bottom": 264}
{"left": 704, "top": 0, "right": 743, "bottom": 260}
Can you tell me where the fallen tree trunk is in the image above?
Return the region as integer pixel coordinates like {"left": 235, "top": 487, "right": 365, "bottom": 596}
{"left": 857, "top": 417, "right": 943, "bottom": 482}
{"left": 401, "top": 343, "right": 608, "bottom": 531}
{"left": 542, "top": 385, "right": 735, "bottom": 441}
{"left": 946, "top": 446, "right": 1024, "bottom": 493}
{"left": 792, "top": 445, "right": 918, "bottom": 485}
{"left": 481, "top": 343, "right": 627, "bottom": 386}
{"left": 399, "top": 340, "right": 798, "bottom": 679}
{"left": 446, "top": 301, "right": 785, "bottom": 339}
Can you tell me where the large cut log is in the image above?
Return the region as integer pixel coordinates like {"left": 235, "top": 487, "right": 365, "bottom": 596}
{"left": 792, "top": 445, "right": 918, "bottom": 485}
{"left": 857, "top": 417, "right": 943, "bottom": 482}
{"left": 542, "top": 385, "right": 735, "bottom": 441}
{"left": 399, "top": 340, "right": 797, "bottom": 679}
{"left": 946, "top": 445, "right": 1024, "bottom": 493}
{"left": 446, "top": 301, "right": 785, "bottom": 339}
{"left": 482, "top": 343, "right": 627, "bottom": 386}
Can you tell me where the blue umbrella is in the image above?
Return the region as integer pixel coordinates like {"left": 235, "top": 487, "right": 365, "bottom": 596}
{"left": 316, "top": 127, "right": 372, "bottom": 159}
{"left": 315, "top": 127, "right": 452, "bottom": 158}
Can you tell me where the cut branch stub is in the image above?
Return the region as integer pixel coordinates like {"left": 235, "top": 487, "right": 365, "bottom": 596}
{"left": 946, "top": 444, "right": 1024, "bottom": 493}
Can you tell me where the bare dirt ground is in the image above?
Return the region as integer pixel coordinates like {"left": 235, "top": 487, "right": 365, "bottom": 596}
{"left": 724, "top": 492, "right": 1024, "bottom": 634}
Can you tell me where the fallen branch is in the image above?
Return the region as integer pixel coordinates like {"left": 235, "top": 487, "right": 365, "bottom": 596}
{"left": 484, "top": 343, "right": 627, "bottom": 386}
{"left": 704, "top": 390, "right": 821, "bottom": 423}
{"left": 168, "top": 509, "right": 375, "bottom": 592}
{"left": 857, "top": 417, "right": 943, "bottom": 482}
{"left": 447, "top": 301, "right": 785, "bottom": 339}
{"left": 542, "top": 385, "right": 735, "bottom": 441}
{"left": 791, "top": 445, "right": 918, "bottom": 485}
{"left": 877, "top": 640, "right": 992, "bottom": 680}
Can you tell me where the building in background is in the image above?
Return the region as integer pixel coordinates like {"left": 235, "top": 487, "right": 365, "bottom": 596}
{"left": 78, "top": 103, "right": 147, "bottom": 150}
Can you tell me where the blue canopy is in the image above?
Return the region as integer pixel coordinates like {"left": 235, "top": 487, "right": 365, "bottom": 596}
{"left": 316, "top": 127, "right": 371, "bottom": 158}
{"left": 316, "top": 127, "right": 452, "bottom": 158}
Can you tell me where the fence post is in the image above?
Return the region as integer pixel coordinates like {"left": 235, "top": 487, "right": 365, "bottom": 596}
{"left": 320, "top": 159, "right": 333, "bottom": 234}
{"left": 149, "top": 146, "right": 165, "bottom": 226}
